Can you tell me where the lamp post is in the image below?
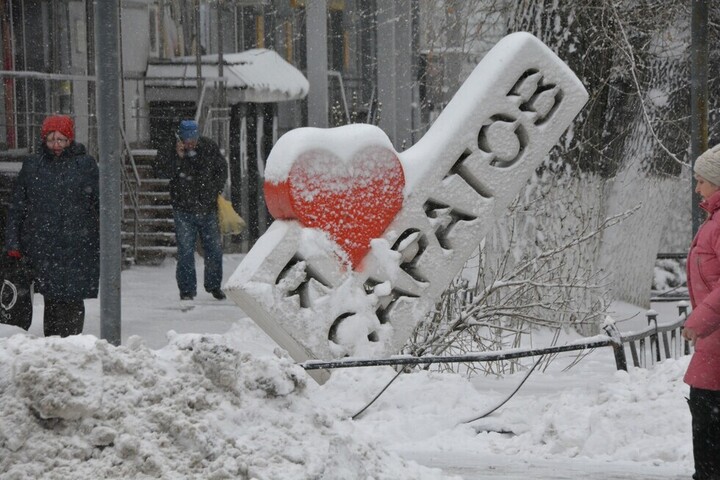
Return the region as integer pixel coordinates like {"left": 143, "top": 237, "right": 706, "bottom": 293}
{"left": 195, "top": 0, "right": 203, "bottom": 106}
{"left": 691, "top": 0, "right": 708, "bottom": 237}
{"left": 95, "top": 0, "right": 122, "bottom": 346}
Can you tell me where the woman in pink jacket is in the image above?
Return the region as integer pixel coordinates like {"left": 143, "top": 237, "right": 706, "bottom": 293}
{"left": 684, "top": 144, "right": 720, "bottom": 480}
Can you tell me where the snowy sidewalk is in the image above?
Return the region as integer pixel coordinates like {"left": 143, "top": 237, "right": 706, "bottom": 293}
{"left": 0, "top": 254, "right": 248, "bottom": 347}
{"left": 405, "top": 451, "right": 688, "bottom": 479}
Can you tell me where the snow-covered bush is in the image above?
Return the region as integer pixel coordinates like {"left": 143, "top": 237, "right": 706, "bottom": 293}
{"left": 652, "top": 257, "right": 687, "bottom": 295}
{"left": 405, "top": 171, "right": 636, "bottom": 375}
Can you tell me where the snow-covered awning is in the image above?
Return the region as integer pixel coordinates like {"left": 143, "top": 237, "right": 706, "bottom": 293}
{"left": 145, "top": 49, "right": 309, "bottom": 104}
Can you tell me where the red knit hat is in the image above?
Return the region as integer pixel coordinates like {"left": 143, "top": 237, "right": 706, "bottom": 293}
{"left": 41, "top": 115, "right": 75, "bottom": 142}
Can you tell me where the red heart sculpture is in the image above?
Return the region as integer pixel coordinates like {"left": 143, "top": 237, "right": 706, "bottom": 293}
{"left": 265, "top": 145, "right": 405, "bottom": 269}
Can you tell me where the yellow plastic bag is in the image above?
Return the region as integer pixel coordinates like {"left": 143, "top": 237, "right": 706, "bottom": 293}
{"left": 217, "top": 195, "right": 246, "bottom": 235}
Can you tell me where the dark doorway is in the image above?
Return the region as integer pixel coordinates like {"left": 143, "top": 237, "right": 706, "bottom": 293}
{"left": 148, "top": 101, "right": 196, "bottom": 150}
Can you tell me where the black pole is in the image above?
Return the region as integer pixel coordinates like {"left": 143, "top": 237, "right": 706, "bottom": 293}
{"left": 691, "top": 0, "right": 709, "bottom": 237}
{"left": 300, "top": 339, "right": 618, "bottom": 371}
{"left": 94, "top": 0, "right": 122, "bottom": 345}
{"left": 195, "top": 0, "right": 203, "bottom": 106}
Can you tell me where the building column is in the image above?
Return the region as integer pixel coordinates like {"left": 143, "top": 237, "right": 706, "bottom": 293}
{"left": 377, "top": 0, "right": 413, "bottom": 149}
{"left": 306, "top": 0, "right": 328, "bottom": 127}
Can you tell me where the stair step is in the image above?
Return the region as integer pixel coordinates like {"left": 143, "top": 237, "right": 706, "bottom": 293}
{"left": 122, "top": 216, "right": 174, "bottom": 234}
{"left": 123, "top": 205, "right": 173, "bottom": 212}
{"left": 123, "top": 206, "right": 173, "bottom": 221}
{"left": 122, "top": 245, "right": 176, "bottom": 265}
{"left": 136, "top": 178, "right": 168, "bottom": 185}
{"left": 135, "top": 189, "right": 169, "bottom": 197}
{"left": 124, "top": 217, "right": 174, "bottom": 225}
{"left": 135, "top": 179, "right": 169, "bottom": 192}
{"left": 136, "top": 245, "right": 175, "bottom": 252}
{"left": 130, "top": 148, "right": 158, "bottom": 157}
{"left": 122, "top": 232, "right": 176, "bottom": 247}
{"left": 121, "top": 231, "right": 176, "bottom": 239}
{"left": 128, "top": 193, "right": 171, "bottom": 198}
{"left": 122, "top": 227, "right": 174, "bottom": 234}
{"left": 122, "top": 149, "right": 174, "bottom": 265}
{"left": 134, "top": 164, "right": 155, "bottom": 174}
{"left": 123, "top": 192, "right": 171, "bottom": 206}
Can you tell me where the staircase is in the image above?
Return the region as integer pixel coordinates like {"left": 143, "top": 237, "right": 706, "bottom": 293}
{"left": 122, "top": 149, "right": 176, "bottom": 265}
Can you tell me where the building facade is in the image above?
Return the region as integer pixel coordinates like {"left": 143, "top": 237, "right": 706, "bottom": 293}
{"left": 0, "top": 0, "right": 427, "bottom": 248}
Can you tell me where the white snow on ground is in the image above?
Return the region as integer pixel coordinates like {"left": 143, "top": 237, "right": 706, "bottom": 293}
{"left": 0, "top": 255, "right": 695, "bottom": 479}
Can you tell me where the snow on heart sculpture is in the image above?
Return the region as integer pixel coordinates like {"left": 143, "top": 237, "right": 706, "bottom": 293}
{"left": 225, "top": 32, "right": 589, "bottom": 383}
{"left": 263, "top": 128, "right": 405, "bottom": 268}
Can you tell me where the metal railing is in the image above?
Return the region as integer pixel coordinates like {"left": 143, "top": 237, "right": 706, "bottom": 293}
{"left": 621, "top": 306, "right": 691, "bottom": 369}
{"left": 120, "top": 125, "right": 141, "bottom": 264}
{"left": 328, "top": 73, "right": 378, "bottom": 126}
{"left": 301, "top": 304, "right": 692, "bottom": 373}
{"left": 200, "top": 106, "right": 231, "bottom": 157}
{"left": 193, "top": 78, "right": 231, "bottom": 158}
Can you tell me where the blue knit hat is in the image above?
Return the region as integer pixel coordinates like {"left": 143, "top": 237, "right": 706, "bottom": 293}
{"left": 178, "top": 120, "right": 199, "bottom": 141}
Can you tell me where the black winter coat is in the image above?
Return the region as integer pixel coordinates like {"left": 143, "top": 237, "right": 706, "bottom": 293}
{"left": 4, "top": 142, "right": 100, "bottom": 300}
{"left": 153, "top": 137, "right": 228, "bottom": 214}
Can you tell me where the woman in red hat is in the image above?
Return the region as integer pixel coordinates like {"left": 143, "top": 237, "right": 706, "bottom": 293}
{"left": 4, "top": 114, "right": 100, "bottom": 336}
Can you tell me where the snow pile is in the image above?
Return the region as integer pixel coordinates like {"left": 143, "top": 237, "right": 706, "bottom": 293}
{"left": 0, "top": 329, "right": 451, "bottom": 480}
{"left": 0, "top": 287, "right": 696, "bottom": 478}
{"left": 478, "top": 359, "right": 692, "bottom": 462}
{"left": 325, "top": 352, "right": 693, "bottom": 473}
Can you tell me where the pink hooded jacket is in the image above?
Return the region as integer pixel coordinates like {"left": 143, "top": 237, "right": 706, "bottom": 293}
{"left": 685, "top": 189, "right": 720, "bottom": 390}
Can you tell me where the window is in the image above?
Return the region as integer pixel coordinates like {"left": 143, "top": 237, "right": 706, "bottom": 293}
{"left": 149, "top": 6, "right": 159, "bottom": 57}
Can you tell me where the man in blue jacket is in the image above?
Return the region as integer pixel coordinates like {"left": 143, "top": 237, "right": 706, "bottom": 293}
{"left": 154, "top": 120, "right": 227, "bottom": 301}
